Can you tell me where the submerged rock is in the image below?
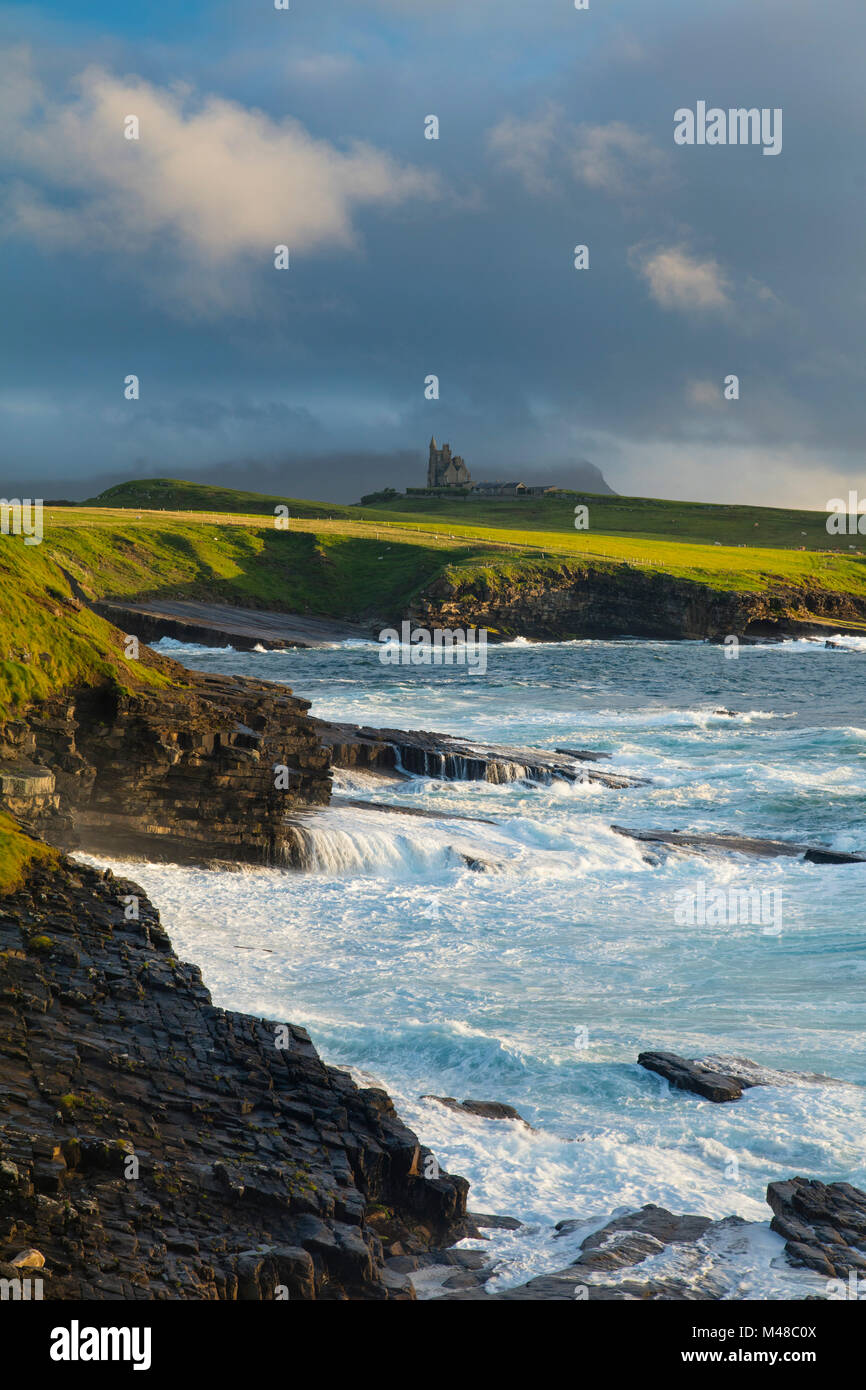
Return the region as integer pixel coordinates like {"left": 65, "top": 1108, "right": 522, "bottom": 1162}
{"left": 573, "top": 1205, "right": 714, "bottom": 1269}
{"left": 555, "top": 746, "right": 612, "bottom": 761}
{"left": 458, "top": 851, "right": 504, "bottom": 873}
{"left": 638, "top": 1051, "right": 847, "bottom": 1102}
{"left": 612, "top": 825, "right": 866, "bottom": 865}
{"left": 421, "top": 1096, "right": 534, "bottom": 1129}
{"left": 699, "top": 1055, "right": 846, "bottom": 1090}
{"left": 439, "top": 1204, "right": 747, "bottom": 1301}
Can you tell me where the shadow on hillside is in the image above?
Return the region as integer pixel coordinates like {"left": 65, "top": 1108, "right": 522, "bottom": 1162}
{"left": 95, "top": 529, "right": 478, "bottom": 623}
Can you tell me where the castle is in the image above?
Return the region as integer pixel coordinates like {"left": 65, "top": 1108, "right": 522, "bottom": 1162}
{"left": 423, "top": 437, "right": 558, "bottom": 497}
{"left": 427, "top": 437, "right": 472, "bottom": 489}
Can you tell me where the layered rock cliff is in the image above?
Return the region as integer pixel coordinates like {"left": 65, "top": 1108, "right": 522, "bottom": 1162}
{"left": 409, "top": 563, "right": 866, "bottom": 641}
{"left": 0, "top": 855, "right": 470, "bottom": 1299}
{"left": 0, "top": 671, "right": 330, "bottom": 866}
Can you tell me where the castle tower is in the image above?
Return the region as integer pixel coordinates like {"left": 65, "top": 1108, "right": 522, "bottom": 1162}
{"left": 427, "top": 437, "right": 471, "bottom": 489}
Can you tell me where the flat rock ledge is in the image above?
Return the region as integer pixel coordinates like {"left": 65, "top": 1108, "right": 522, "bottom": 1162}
{"left": 420, "top": 1096, "right": 534, "bottom": 1130}
{"left": 0, "top": 857, "right": 470, "bottom": 1300}
{"left": 314, "top": 720, "right": 643, "bottom": 789}
{"left": 93, "top": 600, "right": 371, "bottom": 652}
{"left": 612, "top": 825, "right": 866, "bottom": 865}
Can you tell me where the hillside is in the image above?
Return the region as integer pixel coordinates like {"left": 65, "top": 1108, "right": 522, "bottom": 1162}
{"left": 89, "top": 476, "right": 856, "bottom": 551}
{"left": 86, "top": 477, "right": 359, "bottom": 522}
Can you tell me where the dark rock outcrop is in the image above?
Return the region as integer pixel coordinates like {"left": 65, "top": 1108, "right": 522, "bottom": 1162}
{"left": 0, "top": 673, "right": 331, "bottom": 866}
{"left": 0, "top": 858, "right": 470, "bottom": 1299}
{"left": 315, "top": 721, "right": 642, "bottom": 789}
{"left": 439, "top": 1204, "right": 745, "bottom": 1301}
{"left": 421, "top": 1096, "right": 534, "bottom": 1129}
{"left": 638, "top": 1051, "right": 753, "bottom": 1102}
{"left": 767, "top": 1179, "right": 866, "bottom": 1280}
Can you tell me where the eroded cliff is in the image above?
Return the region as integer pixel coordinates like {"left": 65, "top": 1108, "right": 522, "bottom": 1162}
{"left": 0, "top": 855, "right": 470, "bottom": 1300}
{"left": 409, "top": 562, "right": 866, "bottom": 641}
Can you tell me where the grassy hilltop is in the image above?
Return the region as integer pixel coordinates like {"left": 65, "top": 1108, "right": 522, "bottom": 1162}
{"left": 89, "top": 474, "right": 856, "bottom": 551}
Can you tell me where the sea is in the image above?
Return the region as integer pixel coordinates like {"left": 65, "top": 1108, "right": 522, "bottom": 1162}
{"left": 84, "top": 633, "right": 866, "bottom": 1299}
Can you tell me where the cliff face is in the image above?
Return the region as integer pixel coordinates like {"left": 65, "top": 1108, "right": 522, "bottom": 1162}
{"left": 0, "top": 857, "right": 469, "bottom": 1299}
{"left": 0, "top": 672, "right": 331, "bottom": 866}
{"left": 409, "top": 564, "right": 866, "bottom": 641}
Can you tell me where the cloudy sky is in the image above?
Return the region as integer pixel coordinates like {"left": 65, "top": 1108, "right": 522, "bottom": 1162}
{"left": 1, "top": 0, "right": 863, "bottom": 505}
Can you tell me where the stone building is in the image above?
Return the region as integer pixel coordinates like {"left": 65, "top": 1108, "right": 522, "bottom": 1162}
{"left": 473, "top": 480, "right": 559, "bottom": 497}
{"left": 423, "top": 438, "right": 559, "bottom": 496}
{"left": 427, "top": 437, "right": 472, "bottom": 489}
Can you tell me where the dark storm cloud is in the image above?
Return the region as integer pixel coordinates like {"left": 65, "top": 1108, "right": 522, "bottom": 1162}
{"left": 0, "top": 0, "right": 864, "bottom": 507}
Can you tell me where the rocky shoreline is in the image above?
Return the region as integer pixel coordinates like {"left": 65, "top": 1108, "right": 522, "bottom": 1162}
{"left": 5, "top": 846, "right": 863, "bottom": 1302}
{"left": 0, "top": 671, "right": 330, "bottom": 866}
{"left": 407, "top": 564, "right": 866, "bottom": 643}
{"left": 0, "top": 855, "right": 470, "bottom": 1299}
{"left": 1, "top": 655, "right": 864, "bottom": 1301}
{"left": 88, "top": 585, "right": 866, "bottom": 647}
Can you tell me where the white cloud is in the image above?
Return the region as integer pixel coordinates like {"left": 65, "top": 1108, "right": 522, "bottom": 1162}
{"left": 632, "top": 245, "right": 731, "bottom": 312}
{"left": 486, "top": 106, "right": 561, "bottom": 194}
{"left": 0, "top": 48, "right": 436, "bottom": 309}
{"left": 568, "top": 121, "right": 669, "bottom": 197}
{"left": 487, "top": 107, "right": 671, "bottom": 199}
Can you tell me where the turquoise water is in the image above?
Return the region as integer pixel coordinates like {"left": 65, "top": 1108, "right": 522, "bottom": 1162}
{"left": 90, "top": 635, "right": 866, "bottom": 1297}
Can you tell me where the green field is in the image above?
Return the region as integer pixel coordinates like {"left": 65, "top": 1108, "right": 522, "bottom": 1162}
{"left": 89, "top": 476, "right": 860, "bottom": 553}
{"left": 79, "top": 478, "right": 866, "bottom": 599}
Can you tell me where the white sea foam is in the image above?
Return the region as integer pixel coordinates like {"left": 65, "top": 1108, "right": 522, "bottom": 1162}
{"left": 152, "top": 637, "right": 235, "bottom": 654}
{"left": 87, "top": 637, "right": 866, "bottom": 1296}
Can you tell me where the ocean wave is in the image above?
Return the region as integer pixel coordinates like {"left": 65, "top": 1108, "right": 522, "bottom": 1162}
{"left": 152, "top": 637, "right": 235, "bottom": 654}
